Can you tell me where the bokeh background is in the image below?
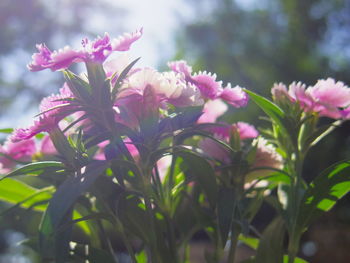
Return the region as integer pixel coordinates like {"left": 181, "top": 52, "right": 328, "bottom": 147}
{"left": 1, "top": 0, "right": 350, "bottom": 262}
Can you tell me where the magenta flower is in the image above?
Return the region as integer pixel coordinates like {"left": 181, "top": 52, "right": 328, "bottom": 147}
{"left": 28, "top": 29, "right": 143, "bottom": 71}
{"left": 0, "top": 138, "right": 36, "bottom": 172}
{"left": 11, "top": 86, "right": 75, "bottom": 142}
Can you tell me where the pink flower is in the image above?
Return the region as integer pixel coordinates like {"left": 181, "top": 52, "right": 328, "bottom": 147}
{"left": 197, "top": 99, "right": 228, "bottom": 123}
{"left": 39, "top": 135, "right": 57, "bottom": 156}
{"left": 0, "top": 138, "right": 36, "bottom": 172}
{"left": 168, "top": 60, "right": 248, "bottom": 107}
{"left": 11, "top": 86, "right": 75, "bottom": 142}
{"left": 245, "top": 138, "right": 283, "bottom": 182}
{"left": 199, "top": 134, "right": 232, "bottom": 164}
{"left": 272, "top": 79, "right": 350, "bottom": 119}
{"left": 308, "top": 78, "right": 350, "bottom": 119}
{"left": 219, "top": 84, "right": 249, "bottom": 107}
{"left": 114, "top": 68, "right": 204, "bottom": 127}
{"left": 232, "top": 122, "right": 259, "bottom": 140}
{"left": 28, "top": 29, "right": 143, "bottom": 71}
{"left": 199, "top": 122, "right": 258, "bottom": 163}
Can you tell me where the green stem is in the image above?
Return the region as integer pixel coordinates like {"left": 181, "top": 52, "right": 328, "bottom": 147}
{"left": 227, "top": 229, "right": 239, "bottom": 263}
{"left": 165, "top": 213, "right": 179, "bottom": 263}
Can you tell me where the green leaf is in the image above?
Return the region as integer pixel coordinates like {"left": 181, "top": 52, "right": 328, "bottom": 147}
{"left": 159, "top": 106, "right": 203, "bottom": 133}
{"left": 255, "top": 217, "right": 285, "bottom": 263}
{"left": 0, "top": 161, "right": 65, "bottom": 181}
{"left": 0, "top": 128, "right": 13, "bottom": 134}
{"left": 135, "top": 250, "right": 147, "bottom": 263}
{"left": 0, "top": 178, "right": 52, "bottom": 212}
{"left": 283, "top": 255, "right": 308, "bottom": 263}
{"left": 217, "top": 187, "right": 236, "bottom": 246}
{"left": 298, "top": 160, "right": 350, "bottom": 231}
{"left": 117, "top": 193, "right": 153, "bottom": 243}
{"left": 177, "top": 150, "right": 218, "bottom": 207}
{"left": 64, "top": 70, "right": 92, "bottom": 101}
{"left": 39, "top": 161, "right": 107, "bottom": 261}
{"left": 238, "top": 235, "right": 259, "bottom": 250}
{"left": 73, "top": 244, "right": 117, "bottom": 263}
{"left": 244, "top": 89, "right": 286, "bottom": 132}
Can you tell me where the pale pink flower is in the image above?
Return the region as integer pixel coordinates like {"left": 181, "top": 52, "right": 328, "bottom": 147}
{"left": 0, "top": 138, "right": 36, "bottom": 172}
{"left": 28, "top": 29, "right": 143, "bottom": 71}
{"left": 245, "top": 138, "right": 283, "bottom": 182}
{"left": 197, "top": 99, "right": 228, "bottom": 123}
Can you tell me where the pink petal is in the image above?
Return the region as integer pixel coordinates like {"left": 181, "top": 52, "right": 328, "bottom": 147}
{"left": 220, "top": 84, "right": 248, "bottom": 107}
{"left": 232, "top": 122, "right": 259, "bottom": 140}
{"left": 197, "top": 99, "right": 228, "bottom": 123}
{"left": 191, "top": 71, "right": 223, "bottom": 99}
{"left": 167, "top": 60, "right": 193, "bottom": 78}
{"left": 111, "top": 28, "right": 143, "bottom": 52}
{"left": 309, "top": 78, "right": 350, "bottom": 108}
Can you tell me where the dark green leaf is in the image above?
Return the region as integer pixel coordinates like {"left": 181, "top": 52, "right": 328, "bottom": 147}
{"left": 217, "top": 187, "right": 236, "bottom": 246}
{"left": 177, "top": 150, "right": 218, "bottom": 207}
{"left": 39, "top": 161, "right": 107, "bottom": 260}
{"left": 255, "top": 217, "right": 285, "bottom": 263}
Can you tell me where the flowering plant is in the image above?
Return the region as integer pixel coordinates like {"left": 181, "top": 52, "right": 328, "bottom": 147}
{"left": 1, "top": 29, "right": 350, "bottom": 263}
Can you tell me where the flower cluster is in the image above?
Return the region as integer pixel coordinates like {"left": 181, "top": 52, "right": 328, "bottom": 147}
{"left": 10, "top": 30, "right": 248, "bottom": 145}
{"left": 272, "top": 78, "right": 350, "bottom": 119}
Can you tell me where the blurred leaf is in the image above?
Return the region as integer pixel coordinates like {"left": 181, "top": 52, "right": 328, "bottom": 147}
{"left": 39, "top": 161, "right": 107, "bottom": 261}
{"left": 0, "top": 178, "right": 52, "bottom": 212}
{"left": 0, "top": 161, "right": 65, "bottom": 181}
{"left": 135, "top": 250, "right": 147, "bottom": 263}
{"left": 117, "top": 194, "right": 153, "bottom": 243}
{"left": 239, "top": 235, "right": 259, "bottom": 250}
{"left": 177, "top": 150, "right": 218, "bottom": 207}
{"left": 0, "top": 128, "right": 13, "bottom": 134}
{"left": 217, "top": 187, "right": 236, "bottom": 246}
{"left": 283, "top": 256, "right": 308, "bottom": 263}
{"left": 255, "top": 217, "right": 285, "bottom": 263}
{"left": 298, "top": 160, "right": 350, "bottom": 231}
